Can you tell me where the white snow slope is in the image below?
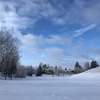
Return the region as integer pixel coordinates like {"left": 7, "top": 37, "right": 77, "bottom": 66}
{"left": 0, "top": 67, "right": 100, "bottom": 100}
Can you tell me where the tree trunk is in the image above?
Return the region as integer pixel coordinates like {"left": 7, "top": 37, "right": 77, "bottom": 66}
{"left": 10, "top": 74, "right": 12, "bottom": 80}
{"left": 5, "top": 75, "right": 7, "bottom": 80}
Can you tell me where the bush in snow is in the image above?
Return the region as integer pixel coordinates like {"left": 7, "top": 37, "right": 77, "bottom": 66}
{"left": 15, "top": 65, "right": 27, "bottom": 78}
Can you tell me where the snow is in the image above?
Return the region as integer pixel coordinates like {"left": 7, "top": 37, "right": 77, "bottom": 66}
{"left": 0, "top": 67, "right": 100, "bottom": 100}
{"left": 70, "top": 67, "right": 100, "bottom": 80}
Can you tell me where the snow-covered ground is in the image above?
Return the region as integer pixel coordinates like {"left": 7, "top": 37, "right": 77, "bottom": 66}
{"left": 0, "top": 67, "right": 100, "bottom": 100}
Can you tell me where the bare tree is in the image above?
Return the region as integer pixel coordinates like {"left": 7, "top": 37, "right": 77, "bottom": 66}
{"left": 0, "top": 29, "right": 20, "bottom": 79}
{"left": 84, "top": 62, "right": 90, "bottom": 71}
{"left": 15, "top": 65, "right": 27, "bottom": 78}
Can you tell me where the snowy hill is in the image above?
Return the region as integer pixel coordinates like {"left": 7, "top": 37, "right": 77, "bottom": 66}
{"left": 70, "top": 67, "right": 100, "bottom": 80}
{"left": 84, "top": 66, "right": 100, "bottom": 73}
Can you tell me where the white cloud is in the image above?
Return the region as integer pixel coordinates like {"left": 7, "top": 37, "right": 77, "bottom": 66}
{"left": 0, "top": 0, "right": 58, "bottom": 30}
{"left": 14, "top": 31, "right": 73, "bottom": 48}
{"left": 83, "top": 2, "right": 100, "bottom": 24}
{"left": 0, "top": 0, "right": 37, "bottom": 30}
{"left": 14, "top": 31, "right": 96, "bottom": 68}
{"left": 52, "top": 18, "right": 66, "bottom": 25}
{"left": 17, "top": 0, "right": 61, "bottom": 23}
{"left": 73, "top": 24, "right": 97, "bottom": 38}
{"left": 88, "top": 48, "right": 100, "bottom": 55}
{"left": 0, "top": 0, "right": 100, "bottom": 29}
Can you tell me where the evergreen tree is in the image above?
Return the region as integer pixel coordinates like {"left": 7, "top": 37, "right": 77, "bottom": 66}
{"left": 75, "top": 62, "right": 81, "bottom": 68}
{"left": 42, "top": 64, "right": 47, "bottom": 74}
{"left": 91, "top": 61, "right": 99, "bottom": 69}
{"left": 27, "top": 66, "right": 33, "bottom": 76}
{"left": 74, "top": 62, "right": 82, "bottom": 74}
{"left": 36, "top": 65, "right": 42, "bottom": 76}
{"left": 65, "top": 68, "right": 67, "bottom": 70}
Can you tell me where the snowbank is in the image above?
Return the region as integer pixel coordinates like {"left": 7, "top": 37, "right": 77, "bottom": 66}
{"left": 70, "top": 67, "right": 100, "bottom": 81}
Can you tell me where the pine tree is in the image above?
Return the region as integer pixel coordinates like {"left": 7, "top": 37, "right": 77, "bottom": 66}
{"left": 27, "top": 66, "right": 33, "bottom": 76}
{"left": 74, "top": 62, "right": 82, "bottom": 74}
{"left": 42, "top": 64, "right": 46, "bottom": 74}
{"left": 36, "top": 65, "right": 42, "bottom": 76}
{"left": 91, "top": 61, "right": 99, "bottom": 69}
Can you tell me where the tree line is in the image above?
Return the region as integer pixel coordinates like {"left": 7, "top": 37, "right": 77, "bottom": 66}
{"left": 74, "top": 61, "right": 99, "bottom": 74}
{"left": 35, "top": 60, "right": 99, "bottom": 76}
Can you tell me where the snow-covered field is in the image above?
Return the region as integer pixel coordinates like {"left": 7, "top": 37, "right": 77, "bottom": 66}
{"left": 0, "top": 67, "right": 100, "bottom": 100}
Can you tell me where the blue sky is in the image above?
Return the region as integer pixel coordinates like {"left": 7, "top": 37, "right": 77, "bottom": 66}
{"left": 0, "top": 0, "right": 100, "bottom": 68}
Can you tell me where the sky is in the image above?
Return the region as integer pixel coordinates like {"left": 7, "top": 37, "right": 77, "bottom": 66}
{"left": 0, "top": 0, "right": 100, "bottom": 68}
